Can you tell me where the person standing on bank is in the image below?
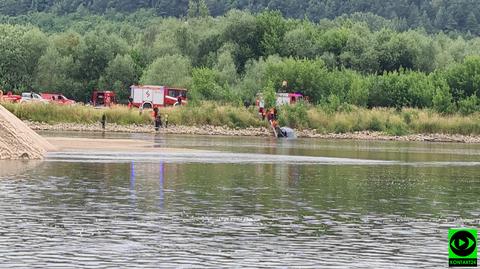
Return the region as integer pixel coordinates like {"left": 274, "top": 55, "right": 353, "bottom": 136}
{"left": 153, "top": 107, "right": 162, "bottom": 131}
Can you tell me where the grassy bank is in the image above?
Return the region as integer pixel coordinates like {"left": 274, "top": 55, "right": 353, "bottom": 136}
{"left": 278, "top": 104, "right": 480, "bottom": 136}
{"left": 2, "top": 102, "right": 480, "bottom": 136}
{"left": 1, "top": 102, "right": 152, "bottom": 125}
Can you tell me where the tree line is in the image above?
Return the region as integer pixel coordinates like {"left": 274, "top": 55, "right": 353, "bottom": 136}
{"left": 0, "top": 10, "right": 479, "bottom": 114}
{"left": 1, "top": 0, "right": 480, "bottom": 34}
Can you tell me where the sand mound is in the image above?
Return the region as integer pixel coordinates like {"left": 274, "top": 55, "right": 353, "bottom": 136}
{"left": 0, "top": 105, "right": 56, "bottom": 160}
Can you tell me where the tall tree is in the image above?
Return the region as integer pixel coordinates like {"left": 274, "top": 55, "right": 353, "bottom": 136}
{"left": 198, "top": 0, "right": 209, "bottom": 18}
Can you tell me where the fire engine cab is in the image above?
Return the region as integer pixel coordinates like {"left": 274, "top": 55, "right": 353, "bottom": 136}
{"left": 130, "top": 85, "right": 187, "bottom": 109}
{"left": 276, "top": 93, "right": 304, "bottom": 106}
{"left": 92, "top": 90, "right": 116, "bottom": 107}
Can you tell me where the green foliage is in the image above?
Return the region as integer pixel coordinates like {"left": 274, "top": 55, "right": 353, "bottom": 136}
{"left": 322, "top": 94, "right": 342, "bottom": 113}
{"left": 262, "top": 81, "right": 276, "bottom": 109}
{"left": 2, "top": 1, "right": 480, "bottom": 36}
{"left": 278, "top": 102, "right": 309, "bottom": 129}
{"left": 457, "top": 95, "right": 479, "bottom": 115}
{"left": 190, "top": 68, "right": 225, "bottom": 103}
{"left": 0, "top": 25, "right": 48, "bottom": 90}
{"left": 34, "top": 46, "right": 77, "bottom": 96}
{"left": 162, "top": 102, "right": 263, "bottom": 128}
{"left": 256, "top": 11, "right": 287, "bottom": 56}
{"left": 188, "top": 0, "right": 198, "bottom": 19}
{"left": 0, "top": 9, "right": 479, "bottom": 115}
{"left": 444, "top": 56, "right": 480, "bottom": 101}
{"left": 368, "top": 70, "right": 435, "bottom": 109}
{"left": 141, "top": 54, "right": 192, "bottom": 87}
{"left": 263, "top": 57, "right": 327, "bottom": 101}
{"left": 214, "top": 44, "right": 238, "bottom": 86}
{"left": 432, "top": 86, "right": 454, "bottom": 114}
{"left": 99, "top": 54, "right": 137, "bottom": 100}
{"left": 198, "top": 0, "right": 210, "bottom": 18}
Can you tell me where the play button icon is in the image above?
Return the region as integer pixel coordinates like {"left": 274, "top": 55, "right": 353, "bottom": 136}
{"left": 450, "top": 230, "right": 477, "bottom": 257}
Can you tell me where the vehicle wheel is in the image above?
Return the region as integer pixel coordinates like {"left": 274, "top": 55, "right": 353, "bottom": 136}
{"left": 143, "top": 103, "right": 152, "bottom": 109}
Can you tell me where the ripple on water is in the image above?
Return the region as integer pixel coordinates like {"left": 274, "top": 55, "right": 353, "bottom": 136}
{"left": 0, "top": 156, "right": 478, "bottom": 268}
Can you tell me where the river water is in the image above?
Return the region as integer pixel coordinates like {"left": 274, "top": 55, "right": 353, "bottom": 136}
{"left": 0, "top": 133, "right": 479, "bottom": 268}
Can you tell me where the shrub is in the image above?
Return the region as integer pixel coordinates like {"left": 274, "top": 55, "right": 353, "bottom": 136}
{"left": 432, "top": 87, "right": 454, "bottom": 114}
{"left": 457, "top": 95, "right": 479, "bottom": 115}
{"left": 278, "top": 102, "right": 309, "bottom": 129}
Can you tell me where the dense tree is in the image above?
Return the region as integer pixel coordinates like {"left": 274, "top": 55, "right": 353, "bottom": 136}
{"left": 0, "top": 25, "right": 48, "bottom": 91}
{"left": 141, "top": 54, "right": 192, "bottom": 87}
{"left": 2, "top": 0, "right": 480, "bottom": 34}
{"left": 0, "top": 8, "right": 478, "bottom": 114}
{"left": 99, "top": 54, "right": 137, "bottom": 99}
{"left": 34, "top": 46, "right": 77, "bottom": 95}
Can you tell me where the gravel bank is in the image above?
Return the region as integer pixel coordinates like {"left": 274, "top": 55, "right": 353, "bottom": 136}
{"left": 27, "top": 121, "right": 480, "bottom": 144}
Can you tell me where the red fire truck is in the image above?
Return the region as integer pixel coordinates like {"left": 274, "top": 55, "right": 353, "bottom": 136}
{"left": 92, "top": 90, "right": 116, "bottom": 107}
{"left": 130, "top": 85, "right": 187, "bottom": 109}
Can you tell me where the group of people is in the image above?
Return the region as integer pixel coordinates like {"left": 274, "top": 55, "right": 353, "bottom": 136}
{"left": 257, "top": 98, "right": 279, "bottom": 127}
{"left": 152, "top": 107, "right": 168, "bottom": 131}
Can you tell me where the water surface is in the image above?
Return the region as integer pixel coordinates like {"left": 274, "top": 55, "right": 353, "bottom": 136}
{"left": 0, "top": 133, "right": 479, "bottom": 268}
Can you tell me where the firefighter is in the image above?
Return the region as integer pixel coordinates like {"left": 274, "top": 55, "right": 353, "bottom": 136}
{"left": 177, "top": 95, "right": 182, "bottom": 106}
{"left": 164, "top": 113, "right": 168, "bottom": 128}
{"left": 267, "top": 107, "right": 276, "bottom": 122}
{"left": 101, "top": 114, "right": 107, "bottom": 129}
{"left": 258, "top": 97, "right": 265, "bottom": 120}
{"left": 153, "top": 107, "right": 161, "bottom": 131}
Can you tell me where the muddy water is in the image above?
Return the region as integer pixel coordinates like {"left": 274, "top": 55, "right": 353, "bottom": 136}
{"left": 0, "top": 133, "right": 479, "bottom": 268}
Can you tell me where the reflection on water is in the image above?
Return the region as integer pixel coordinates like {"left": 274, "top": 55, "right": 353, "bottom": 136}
{"left": 0, "top": 134, "right": 479, "bottom": 268}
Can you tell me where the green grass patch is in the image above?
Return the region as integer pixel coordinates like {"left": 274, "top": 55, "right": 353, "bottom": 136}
{"left": 1, "top": 102, "right": 152, "bottom": 125}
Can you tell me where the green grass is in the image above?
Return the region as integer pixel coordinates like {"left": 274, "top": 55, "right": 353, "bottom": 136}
{"left": 2, "top": 102, "right": 480, "bottom": 135}
{"left": 1, "top": 102, "right": 152, "bottom": 125}
{"left": 160, "top": 102, "right": 264, "bottom": 128}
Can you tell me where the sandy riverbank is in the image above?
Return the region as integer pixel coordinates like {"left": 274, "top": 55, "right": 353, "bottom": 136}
{"left": 0, "top": 106, "right": 55, "bottom": 160}
{"left": 47, "top": 137, "right": 210, "bottom": 153}
{"left": 28, "top": 121, "right": 480, "bottom": 144}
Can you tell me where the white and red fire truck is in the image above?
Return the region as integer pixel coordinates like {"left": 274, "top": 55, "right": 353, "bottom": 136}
{"left": 129, "top": 85, "right": 187, "bottom": 109}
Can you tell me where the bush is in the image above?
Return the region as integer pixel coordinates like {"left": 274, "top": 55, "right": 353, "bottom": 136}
{"left": 278, "top": 102, "right": 309, "bottom": 129}
{"left": 160, "top": 101, "right": 263, "bottom": 128}
{"left": 432, "top": 87, "right": 454, "bottom": 114}
{"left": 457, "top": 95, "right": 479, "bottom": 115}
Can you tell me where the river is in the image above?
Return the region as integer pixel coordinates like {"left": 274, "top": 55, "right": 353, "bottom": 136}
{"left": 0, "top": 133, "right": 479, "bottom": 268}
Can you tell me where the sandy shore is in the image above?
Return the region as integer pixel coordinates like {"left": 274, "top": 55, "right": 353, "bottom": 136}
{"left": 28, "top": 121, "right": 480, "bottom": 144}
{"left": 47, "top": 137, "right": 210, "bottom": 153}
{"left": 0, "top": 106, "right": 55, "bottom": 160}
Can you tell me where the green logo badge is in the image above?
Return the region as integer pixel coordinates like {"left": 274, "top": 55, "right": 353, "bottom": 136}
{"left": 449, "top": 229, "right": 477, "bottom": 267}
